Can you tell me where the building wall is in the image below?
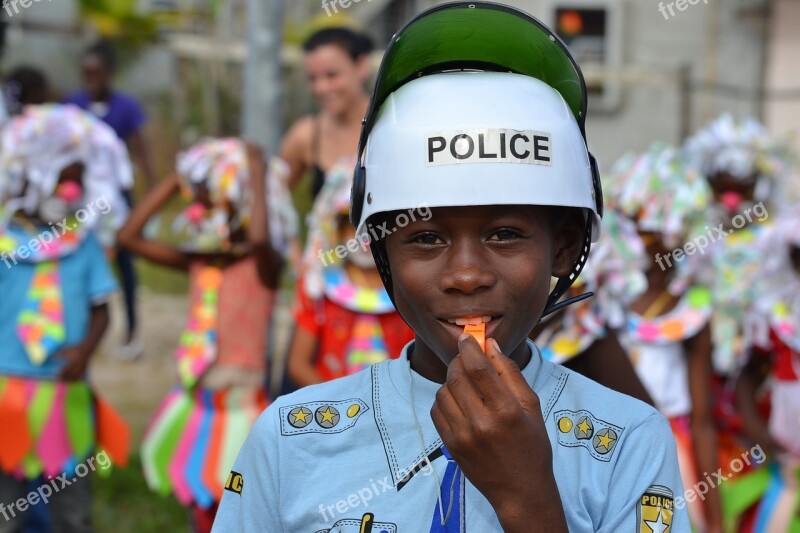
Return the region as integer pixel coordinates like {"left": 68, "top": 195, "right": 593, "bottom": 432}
{"left": 372, "top": 0, "right": 769, "bottom": 168}
{"left": 764, "top": 0, "right": 800, "bottom": 200}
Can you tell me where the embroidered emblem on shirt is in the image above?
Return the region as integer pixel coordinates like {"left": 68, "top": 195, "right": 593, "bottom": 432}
{"left": 637, "top": 485, "right": 674, "bottom": 533}
{"left": 553, "top": 409, "right": 624, "bottom": 462}
{"left": 314, "top": 512, "right": 397, "bottom": 533}
{"left": 316, "top": 406, "right": 340, "bottom": 428}
{"left": 288, "top": 406, "right": 313, "bottom": 428}
{"left": 280, "top": 399, "right": 368, "bottom": 436}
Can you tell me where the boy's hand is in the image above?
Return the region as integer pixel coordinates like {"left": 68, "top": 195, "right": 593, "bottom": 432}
{"left": 430, "top": 335, "right": 567, "bottom": 533}
{"left": 56, "top": 343, "right": 92, "bottom": 381}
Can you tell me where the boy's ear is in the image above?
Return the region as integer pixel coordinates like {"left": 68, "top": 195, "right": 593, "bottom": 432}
{"left": 551, "top": 208, "right": 586, "bottom": 278}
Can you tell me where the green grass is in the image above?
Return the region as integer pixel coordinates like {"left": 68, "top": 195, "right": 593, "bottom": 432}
{"left": 92, "top": 455, "right": 188, "bottom": 531}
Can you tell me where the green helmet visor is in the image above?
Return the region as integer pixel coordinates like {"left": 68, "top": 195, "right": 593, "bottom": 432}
{"left": 361, "top": 1, "right": 588, "bottom": 153}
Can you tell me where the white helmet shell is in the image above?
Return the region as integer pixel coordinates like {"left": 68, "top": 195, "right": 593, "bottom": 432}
{"left": 357, "top": 71, "right": 600, "bottom": 241}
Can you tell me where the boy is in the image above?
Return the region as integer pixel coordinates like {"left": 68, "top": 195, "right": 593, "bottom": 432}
{"left": 213, "top": 3, "right": 689, "bottom": 531}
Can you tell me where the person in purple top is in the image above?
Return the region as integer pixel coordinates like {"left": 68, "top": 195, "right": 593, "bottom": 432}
{"left": 64, "top": 40, "right": 154, "bottom": 360}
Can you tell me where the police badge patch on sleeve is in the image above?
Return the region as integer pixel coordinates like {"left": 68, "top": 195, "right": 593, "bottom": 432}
{"left": 637, "top": 485, "right": 674, "bottom": 532}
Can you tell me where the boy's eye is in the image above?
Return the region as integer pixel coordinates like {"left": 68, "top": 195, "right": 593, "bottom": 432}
{"left": 410, "top": 232, "right": 443, "bottom": 245}
{"left": 488, "top": 228, "right": 523, "bottom": 241}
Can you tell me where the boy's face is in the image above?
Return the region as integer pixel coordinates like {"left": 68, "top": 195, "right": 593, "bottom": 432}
{"left": 385, "top": 205, "right": 583, "bottom": 380}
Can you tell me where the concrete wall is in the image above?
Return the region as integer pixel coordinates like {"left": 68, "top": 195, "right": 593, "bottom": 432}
{"left": 366, "top": 0, "right": 769, "bottom": 169}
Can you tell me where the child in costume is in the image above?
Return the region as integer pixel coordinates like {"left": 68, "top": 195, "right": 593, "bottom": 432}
{"left": 684, "top": 115, "right": 790, "bottom": 507}
{"left": 214, "top": 4, "right": 689, "bottom": 531}
{"left": 606, "top": 143, "right": 723, "bottom": 532}
{"left": 117, "top": 138, "right": 297, "bottom": 533}
{"left": 532, "top": 208, "right": 652, "bottom": 404}
{"left": 0, "top": 104, "right": 131, "bottom": 532}
{"left": 684, "top": 113, "right": 788, "bottom": 376}
{"left": 286, "top": 165, "right": 415, "bottom": 387}
{"left": 727, "top": 206, "right": 800, "bottom": 533}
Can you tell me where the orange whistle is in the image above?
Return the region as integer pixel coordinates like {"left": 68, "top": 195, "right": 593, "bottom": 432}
{"left": 463, "top": 323, "right": 486, "bottom": 353}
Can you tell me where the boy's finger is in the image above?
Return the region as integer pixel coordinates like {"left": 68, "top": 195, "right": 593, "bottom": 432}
{"left": 444, "top": 352, "right": 487, "bottom": 416}
{"left": 485, "top": 338, "right": 542, "bottom": 418}
{"left": 456, "top": 334, "right": 514, "bottom": 410}
{"left": 430, "top": 385, "right": 460, "bottom": 438}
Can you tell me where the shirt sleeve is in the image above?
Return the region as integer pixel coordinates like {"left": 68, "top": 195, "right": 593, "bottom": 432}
{"left": 212, "top": 408, "right": 282, "bottom": 532}
{"left": 83, "top": 233, "right": 118, "bottom": 304}
{"left": 597, "top": 412, "right": 691, "bottom": 532}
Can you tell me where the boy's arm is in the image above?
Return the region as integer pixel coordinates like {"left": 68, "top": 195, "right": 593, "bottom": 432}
{"left": 117, "top": 173, "right": 191, "bottom": 270}
{"left": 596, "top": 412, "right": 690, "bottom": 532}
{"left": 213, "top": 409, "right": 282, "bottom": 532}
{"left": 431, "top": 335, "right": 568, "bottom": 533}
{"left": 244, "top": 143, "right": 284, "bottom": 290}
{"left": 57, "top": 303, "right": 109, "bottom": 381}
{"left": 685, "top": 324, "right": 723, "bottom": 533}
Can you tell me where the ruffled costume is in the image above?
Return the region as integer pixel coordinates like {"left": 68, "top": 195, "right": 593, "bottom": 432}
{"left": 0, "top": 104, "right": 133, "bottom": 479}
{"left": 293, "top": 162, "right": 414, "bottom": 382}
{"left": 140, "top": 139, "right": 298, "bottom": 508}
{"left": 605, "top": 143, "right": 717, "bottom": 531}
{"left": 722, "top": 206, "right": 800, "bottom": 533}
{"left": 536, "top": 209, "right": 647, "bottom": 364}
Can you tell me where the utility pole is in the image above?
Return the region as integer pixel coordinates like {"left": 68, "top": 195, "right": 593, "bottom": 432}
{"left": 242, "top": 0, "right": 286, "bottom": 154}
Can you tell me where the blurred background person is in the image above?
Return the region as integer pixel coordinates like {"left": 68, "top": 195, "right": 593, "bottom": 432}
{"left": 65, "top": 40, "right": 156, "bottom": 360}
{"left": 118, "top": 139, "right": 296, "bottom": 533}
{"left": 286, "top": 166, "right": 413, "bottom": 389}
{"left": 280, "top": 27, "right": 373, "bottom": 200}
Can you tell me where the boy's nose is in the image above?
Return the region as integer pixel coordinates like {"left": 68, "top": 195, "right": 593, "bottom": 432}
{"left": 439, "top": 243, "right": 496, "bottom": 295}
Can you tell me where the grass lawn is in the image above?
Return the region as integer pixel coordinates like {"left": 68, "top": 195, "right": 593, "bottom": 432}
{"left": 93, "top": 455, "right": 188, "bottom": 531}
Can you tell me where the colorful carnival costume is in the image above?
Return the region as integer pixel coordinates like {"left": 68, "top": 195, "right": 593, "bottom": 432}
{"left": 536, "top": 209, "right": 646, "bottom": 365}
{"left": 0, "top": 105, "right": 131, "bottom": 529}
{"left": 140, "top": 139, "right": 298, "bottom": 520}
{"left": 606, "top": 142, "right": 718, "bottom": 530}
{"left": 723, "top": 206, "right": 800, "bottom": 533}
{"left": 293, "top": 163, "right": 414, "bottom": 382}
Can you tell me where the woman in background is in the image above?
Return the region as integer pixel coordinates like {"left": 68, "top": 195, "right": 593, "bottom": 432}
{"left": 280, "top": 27, "right": 373, "bottom": 198}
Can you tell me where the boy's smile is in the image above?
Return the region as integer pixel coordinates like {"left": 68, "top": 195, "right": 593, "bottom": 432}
{"left": 384, "top": 204, "right": 582, "bottom": 383}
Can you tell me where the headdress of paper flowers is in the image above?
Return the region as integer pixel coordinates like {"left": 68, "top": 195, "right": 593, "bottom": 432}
{"left": 173, "top": 137, "right": 298, "bottom": 255}
{"left": 0, "top": 104, "right": 132, "bottom": 243}
{"left": 684, "top": 113, "right": 792, "bottom": 185}
{"left": 604, "top": 142, "right": 711, "bottom": 249}
{"left": 301, "top": 159, "right": 356, "bottom": 299}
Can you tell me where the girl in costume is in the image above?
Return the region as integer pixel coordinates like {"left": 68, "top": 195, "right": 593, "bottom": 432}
{"left": 684, "top": 115, "right": 793, "bottom": 499}
{"left": 684, "top": 113, "right": 790, "bottom": 376}
{"left": 532, "top": 208, "right": 652, "bottom": 404}
{"left": 728, "top": 206, "right": 800, "bottom": 533}
{"left": 286, "top": 164, "right": 414, "bottom": 387}
{"left": 606, "top": 143, "right": 724, "bottom": 533}
{"left": 0, "top": 104, "right": 131, "bottom": 532}
{"left": 117, "top": 138, "right": 297, "bottom": 533}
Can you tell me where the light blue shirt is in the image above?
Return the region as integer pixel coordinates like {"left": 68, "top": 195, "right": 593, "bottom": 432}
{"left": 213, "top": 340, "right": 690, "bottom": 532}
{"left": 0, "top": 232, "right": 118, "bottom": 379}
